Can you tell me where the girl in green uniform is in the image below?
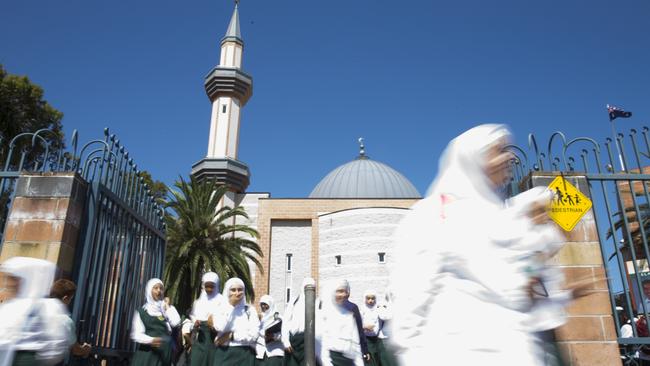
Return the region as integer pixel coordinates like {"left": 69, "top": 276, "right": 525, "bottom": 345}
{"left": 320, "top": 280, "right": 370, "bottom": 366}
{"left": 190, "top": 272, "right": 223, "bottom": 366}
{"left": 212, "top": 278, "right": 259, "bottom": 366}
{"left": 360, "top": 290, "right": 396, "bottom": 366}
{"left": 255, "top": 295, "right": 283, "bottom": 365}
{"left": 130, "top": 278, "right": 181, "bottom": 366}
{"left": 374, "top": 294, "right": 398, "bottom": 366}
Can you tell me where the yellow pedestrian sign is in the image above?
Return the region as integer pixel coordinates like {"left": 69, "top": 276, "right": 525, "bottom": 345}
{"left": 547, "top": 176, "right": 592, "bottom": 231}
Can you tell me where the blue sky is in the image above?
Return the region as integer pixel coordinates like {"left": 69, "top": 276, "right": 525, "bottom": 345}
{"left": 2, "top": 0, "right": 649, "bottom": 197}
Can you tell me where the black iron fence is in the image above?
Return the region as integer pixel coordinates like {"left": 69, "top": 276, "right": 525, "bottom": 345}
{"left": 508, "top": 126, "right": 650, "bottom": 364}
{"left": 0, "top": 128, "right": 166, "bottom": 364}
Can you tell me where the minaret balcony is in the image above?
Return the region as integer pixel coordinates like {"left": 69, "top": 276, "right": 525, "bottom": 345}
{"left": 204, "top": 67, "right": 253, "bottom": 105}
{"left": 191, "top": 157, "right": 250, "bottom": 193}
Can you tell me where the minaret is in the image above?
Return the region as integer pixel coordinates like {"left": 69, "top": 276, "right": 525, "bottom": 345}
{"left": 192, "top": 1, "right": 253, "bottom": 193}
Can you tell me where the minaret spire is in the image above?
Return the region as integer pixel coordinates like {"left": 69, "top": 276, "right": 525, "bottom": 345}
{"left": 222, "top": 1, "right": 242, "bottom": 45}
{"left": 191, "top": 1, "right": 253, "bottom": 193}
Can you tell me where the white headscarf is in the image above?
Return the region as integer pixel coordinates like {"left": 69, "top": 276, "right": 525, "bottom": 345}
{"left": 259, "top": 294, "right": 276, "bottom": 326}
{"left": 321, "top": 279, "right": 352, "bottom": 316}
{"left": 222, "top": 277, "right": 246, "bottom": 308}
{"left": 200, "top": 272, "right": 221, "bottom": 301}
{"left": 426, "top": 124, "right": 510, "bottom": 205}
{"left": 0, "top": 256, "right": 55, "bottom": 299}
{"left": 192, "top": 272, "right": 223, "bottom": 321}
{"left": 360, "top": 289, "right": 379, "bottom": 336}
{"left": 144, "top": 278, "right": 164, "bottom": 316}
{"left": 284, "top": 277, "right": 316, "bottom": 334}
{"left": 0, "top": 256, "right": 68, "bottom": 355}
{"left": 362, "top": 289, "right": 377, "bottom": 310}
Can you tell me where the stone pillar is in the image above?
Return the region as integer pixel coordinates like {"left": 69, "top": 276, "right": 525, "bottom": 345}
{"left": 526, "top": 173, "right": 620, "bottom": 365}
{"left": 0, "top": 172, "right": 87, "bottom": 278}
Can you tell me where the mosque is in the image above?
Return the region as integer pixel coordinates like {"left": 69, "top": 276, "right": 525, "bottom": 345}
{"left": 191, "top": 4, "right": 421, "bottom": 311}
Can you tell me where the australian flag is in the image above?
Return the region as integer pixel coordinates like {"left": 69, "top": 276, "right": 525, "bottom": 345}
{"left": 607, "top": 104, "right": 632, "bottom": 121}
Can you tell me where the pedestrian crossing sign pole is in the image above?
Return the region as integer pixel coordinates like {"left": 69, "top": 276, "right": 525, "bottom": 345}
{"left": 547, "top": 175, "right": 593, "bottom": 231}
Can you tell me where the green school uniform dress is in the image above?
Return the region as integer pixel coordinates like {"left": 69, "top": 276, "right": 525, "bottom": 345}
{"left": 190, "top": 322, "right": 216, "bottom": 366}
{"left": 213, "top": 344, "right": 256, "bottom": 366}
{"left": 256, "top": 354, "right": 284, "bottom": 366}
{"left": 11, "top": 352, "right": 37, "bottom": 366}
{"left": 364, "top": 336, "right": 399, "bottom": 366}
{"left": 329, "top": 351, "right": 355, "bottom": 366}
{"left": 283, "top": 333, "right": 304, "bottom": 366}
{"left": 131, "top": 308, "right": 173, "bottom": 366}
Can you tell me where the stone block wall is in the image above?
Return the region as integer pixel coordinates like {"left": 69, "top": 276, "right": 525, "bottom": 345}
{"left": 529, "top": 173, "right": 621, "bottom": 365}
{"left": 254, "top": 198, "right": 418, "bottom": 300}
{"left": 0, "top": 172, "right": 87, "bottom": 277}
{"left": 269, "top": 220, "right": 311, "bottom": 313}
{"left": 318, "top": 207, "right": 408, "bottom": 304}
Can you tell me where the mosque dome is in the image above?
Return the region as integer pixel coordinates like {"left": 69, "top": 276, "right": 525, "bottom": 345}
{"left": 309, "top": 140, "right": 421, "bottom": 199}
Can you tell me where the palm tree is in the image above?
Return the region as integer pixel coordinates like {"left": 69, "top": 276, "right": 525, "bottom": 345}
{"left": 163, "top": 176, "right": 262, "bottom": 314}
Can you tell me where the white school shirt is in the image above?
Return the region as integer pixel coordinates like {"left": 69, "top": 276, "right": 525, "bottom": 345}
{"left": 320, "top": 305, "right": 363, "bottom": 366}
{"left": 0, "top": 298, "right": 70, "bottom": 364}
{"left": 213, "top": 302, "right": 260, "bottom": 348}
{"left": 376, "top": 304, "right": 392, "bottom": 339}
{"left": 130, "top": 305, "right": 181, "bottom": 344}
{"left": 360, "top": 306, "right": 380, "bottom": 337}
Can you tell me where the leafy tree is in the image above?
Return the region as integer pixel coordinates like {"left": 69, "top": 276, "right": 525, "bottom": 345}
{"left": 163, "top": 177, "right": 262, "bottom": 314}
{"left": 0, "top": 64, "right": 64, "bottom": 166}
{"left": 0, "top": 64, "right": 64, "bottom": 236}
{"left": 139, "top": 170, "right": 168, "bottom": 207}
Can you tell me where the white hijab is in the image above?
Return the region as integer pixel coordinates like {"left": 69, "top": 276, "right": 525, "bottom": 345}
{"left": 1, "top": 256, "right": 55, "bottom": 299}
{"left": 0, "top": 257, "right": 61, "bottom": 347}
{"left": 259, "top": 295, "right": 276, "bottom": 326}
{"left": 193, "top": 272, "right": 223, "bottom": 320}
{"left": 360, "top": 289, "right": 379, "bottom": 332}
{"left": 199, "top": 272, "right": 221, "bottom": 301}
{"left": 222, "top": 277, "right": 246, "bottom": 308}
{"left": 426, "top": 124, "right": 509, "bottom": 205}
{"left": 144, "top": 278, "right": 164, "bottom": 316}
{"left": 285, "top": 277, "right": 316, "bottom": 333}
{"left": 328, "top": 279, "right": 350, "bottom": 310}
{"left": 362, "top": 289, "right": 377, "bottom": 311}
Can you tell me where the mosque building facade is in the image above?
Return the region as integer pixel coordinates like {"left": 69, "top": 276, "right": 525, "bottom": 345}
{"left": 192, "top": 4, "right": 421, "bottom": 311}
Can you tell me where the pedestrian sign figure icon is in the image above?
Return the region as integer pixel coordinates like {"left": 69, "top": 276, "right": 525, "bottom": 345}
{"left": 547, "top": 176, "right": 593, "bottom": 231}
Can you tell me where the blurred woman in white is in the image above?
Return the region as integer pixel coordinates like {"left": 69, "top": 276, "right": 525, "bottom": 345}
{"left": 0, "top": 256, "right": 68, "bottom": 366}
{"left": 319, "top": 280, "right": 369, "bottom": 366}
{"left": 255, "top": 295, "right": 283, "bottom": 365}
{"left": 390, "top": 124, "right": 562, "bottom": 365}
{"left": 190, "top": 272, "right": 223, "bottom": 366}
{"left": 212, "top": 278, "right": 259, "bottom": 366}
{"left": 130, "top": 278, "right": 181, "bottom": 366}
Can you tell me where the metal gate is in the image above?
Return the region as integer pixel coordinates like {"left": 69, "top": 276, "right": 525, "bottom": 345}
{"left": 71, "top": 129, "right": 166, "bottom": 363}
{"left": 0, "top": 128, "right": 166, "bottom": 363}
{"left": 508, "top": 126, "right": 650, "bottom": 364}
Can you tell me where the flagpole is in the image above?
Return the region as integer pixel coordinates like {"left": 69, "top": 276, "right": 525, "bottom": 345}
{"left": 608, "top": 105, "right": 626, "bottom": 171}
